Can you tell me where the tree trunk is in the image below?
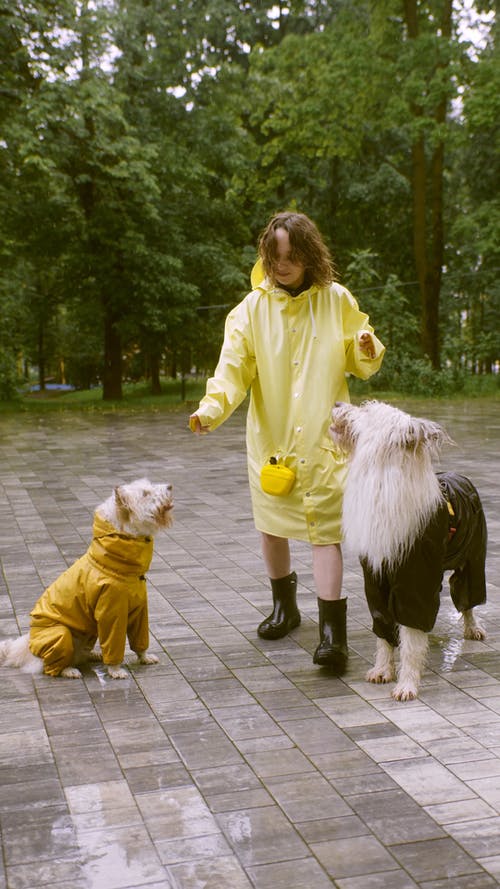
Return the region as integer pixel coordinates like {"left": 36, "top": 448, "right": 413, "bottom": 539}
{"left": 425, "top": 138, "right": 445, "bottom": 367}
{"left": 150, "top": 351, "right": 162, "bottom": 395}
{"left": 37, "top": 320, "right": 46, "bottom": 391}
{"left": 102, "top": 314, "right": 122, "bottom": 400}
{"left": 404, "top": 0, "right": 452, "bottom": 370}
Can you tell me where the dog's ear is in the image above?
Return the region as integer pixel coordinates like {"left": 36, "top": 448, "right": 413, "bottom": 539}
{"left": 423, "top": 419, "right": 454, "bottom": 449}
{"left": 114, "top": 486, "right": 131, "bottom": 524}
{"left": 409, "top": 419, "right": 453, "bottom": 455}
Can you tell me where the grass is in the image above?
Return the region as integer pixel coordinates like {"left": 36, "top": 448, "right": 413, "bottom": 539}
{"left": 1, "top": 374, "right": 499, "bottom": 414}
{"left": 349, "top": 373, "right": 500, "bottom": 402}
{"left": 0, "top": 379, "right": 209, "bottom": 414}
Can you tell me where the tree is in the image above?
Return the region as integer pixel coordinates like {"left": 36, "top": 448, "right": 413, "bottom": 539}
{"left": 110, "top": 0, "right": 252, "bottom": 390}
{"left": 230, "top": 1, "right": 476, "bottom": 372}
{"left": 400, "top": 0, "right": 454, "bottom": 368}
{"left": 0, "top": 0, "right": 82, "bottom": 390}
{"left": 444, "top": 3, "right": 500, "bottom": 374}
{"left": 0, "top": 0, "right": 498, "bottom": 399}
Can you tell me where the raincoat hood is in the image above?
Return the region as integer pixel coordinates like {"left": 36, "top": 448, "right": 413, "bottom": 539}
{"left": 251, "top": 258, "right": 265, "bottom": 289}
{"left": 89, "top": 513, "right": 154, "bottom": 578}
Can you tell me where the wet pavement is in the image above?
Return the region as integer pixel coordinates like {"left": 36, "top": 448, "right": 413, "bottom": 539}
{"left": 0, "top": 397, "right": 499, "bottom": 889}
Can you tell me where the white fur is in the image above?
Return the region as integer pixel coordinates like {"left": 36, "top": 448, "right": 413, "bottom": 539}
{"left": 463, "top": 607, "right": 486, "bottom": 641}
{"left": 0, "top": 479, "right": 172, "bottom": 680}
{"left": 365, "top": 637, "right": 396, "bottom": 686}
{"left": 100, "top": 477, "right": 174, "bottom": 536}
{"left": 330, "top": 400, "right": 450, "bottom": 574}
{"left": 0, "top": 635, "right": 44, "bottom": 674}
{"left": 330, "top": 401, "right": 485, "bottom": 701}
{"left": 393, "top": 627, "right": 429, "bottom": 701}
{"left": 0, "top": 633, "right": 97, "bottom": 677}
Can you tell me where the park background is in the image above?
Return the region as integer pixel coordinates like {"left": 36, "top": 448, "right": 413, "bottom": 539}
{"left": 0, "top": 0, "right": 499, "bottom": 406}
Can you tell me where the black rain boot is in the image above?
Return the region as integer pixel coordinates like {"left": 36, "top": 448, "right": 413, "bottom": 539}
{"left": 257, "top": 571, "right": 300, "bottom": 640}
{"left": 313, "top": 597, "right": 348, "bottom": 674}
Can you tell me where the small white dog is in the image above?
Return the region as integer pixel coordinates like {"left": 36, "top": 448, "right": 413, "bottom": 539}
{"left": 330, "top": 401, "right": 487, "bottom": 701}
{"left": 0, "top": 479, "right": 173, "bottom": 679}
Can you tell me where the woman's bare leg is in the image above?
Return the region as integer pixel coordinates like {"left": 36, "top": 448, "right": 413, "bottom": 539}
{"left": 312, "top": 543, "right": 343, "bottom": 600}
{"left": 261, "top": 532, "right": 291, "bottom": 579}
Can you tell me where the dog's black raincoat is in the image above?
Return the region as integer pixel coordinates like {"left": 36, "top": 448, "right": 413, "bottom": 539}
{"left": 362, "top": 471, "right": 487, "bottom": 645}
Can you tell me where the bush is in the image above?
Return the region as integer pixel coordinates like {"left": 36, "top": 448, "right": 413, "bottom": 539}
{"left": 0, "top": 351, "right": 22, "bottom": 402}
{"left": 351, "top": 354, "right": 467, "bottom": 397}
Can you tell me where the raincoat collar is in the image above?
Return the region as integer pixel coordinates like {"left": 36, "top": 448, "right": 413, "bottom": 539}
{"left": 88, "top": 513, "right": 154, "bottom": 578}
{"left": 251, "top": 259, "right": 318, "bottom": 338}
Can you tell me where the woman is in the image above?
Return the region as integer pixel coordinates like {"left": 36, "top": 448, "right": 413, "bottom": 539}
{"left": 189, "top": 211, "right": 385, "bottom": 674}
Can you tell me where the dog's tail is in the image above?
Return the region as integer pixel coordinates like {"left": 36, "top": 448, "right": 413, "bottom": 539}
{"left": 0, "top": 635, "right": 44, "bottom": 674}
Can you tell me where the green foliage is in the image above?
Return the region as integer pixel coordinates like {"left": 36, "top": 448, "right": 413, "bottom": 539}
{"left": 349, "top": 344, "right": 479, "bottom": 397}
{"left": 0, "top": 261, "right": 31, "bottom": 398}
{"left": 0, "top": 350, "right": 21, "bottom": 401}
{"left": 345, "top": 251, "right": 420, "bottom": 369}
{"left": 0, "top": 0, "right": 498, "bottom": 400}
{"left": 365, "top": 356, "right": 467, "bottom": 398}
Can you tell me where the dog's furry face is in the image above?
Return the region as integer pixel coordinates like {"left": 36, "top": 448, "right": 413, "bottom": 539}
{"left": 329, "top": 400, "right": 451, "bottom": 461}
{"left": 99, "top": 478, "right": 174, "bottom": 536}
{"left": 330, "top": 401, "right": 453, "bottom": 574}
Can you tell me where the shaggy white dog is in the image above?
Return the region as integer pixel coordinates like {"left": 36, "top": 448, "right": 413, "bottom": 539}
{"left": 0, "top": 479, "right": 173, "bottom": 679}
{"left": 330, "top": 401, "right": 487, "bottom": 701}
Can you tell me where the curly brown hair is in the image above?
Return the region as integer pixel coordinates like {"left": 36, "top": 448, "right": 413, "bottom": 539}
{"left": 258, "top": 211, "right": 336, "bottom": 287}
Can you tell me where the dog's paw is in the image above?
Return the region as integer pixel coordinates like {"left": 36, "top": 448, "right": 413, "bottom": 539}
{"left": 464, "top": 626, "right": 486, "bottom": 641}
{"left": 137, "top": 652, "right": 159, "bottom": 665}
{"left": 463, "top": 610, "right": 486, "bottom": 641}
{"left": 107, "top": 666, "right": 129, "bottom": 680}
{"left": 366, "top": 667, "right": 395, "bottom": 684}
{"left": 60, "top": 666, "right": 82, "bottom": 679}
{"left": 463, "top": 619, "right": 486, "bottom": 642}
{"left": 392, "top": 683, "right": 418, "bottom": 702}
{"left": 86, "top": 650, "right": 103, "bottom": 663}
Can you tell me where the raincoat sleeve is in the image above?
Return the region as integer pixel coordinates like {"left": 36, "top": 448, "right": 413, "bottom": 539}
{"left": 195, "top": 297, "right": 256, "bottom": 431}
{"left": 340, "top": 287, "right": 385, "bottom": 379}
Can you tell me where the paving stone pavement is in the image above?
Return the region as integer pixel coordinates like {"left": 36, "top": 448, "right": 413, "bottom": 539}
{"left": 0, "top": 398, "right": 499, "bottom": 889}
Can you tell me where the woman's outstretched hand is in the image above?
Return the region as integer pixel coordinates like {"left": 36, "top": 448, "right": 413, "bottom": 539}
{"left": 189, "top": 414, "right": 210, "bottom": 435}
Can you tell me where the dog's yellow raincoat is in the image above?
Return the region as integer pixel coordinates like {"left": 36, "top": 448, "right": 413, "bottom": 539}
{"left": 29, "top": 514, "right": 153, "bottom": 675}
{"left": 195, "top": 263, "right": 385, "bottom": 543}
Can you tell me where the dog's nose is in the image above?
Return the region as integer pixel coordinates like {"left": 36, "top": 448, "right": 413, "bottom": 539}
{"left": 334, "top": 401, "right": 345, "bottom": 408}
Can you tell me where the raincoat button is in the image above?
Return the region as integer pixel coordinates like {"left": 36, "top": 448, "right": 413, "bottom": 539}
{"left": 300, "top": 459, "right": 305, "bottom": 464}
{"left": 296, "top": 426, "right": 302, "bottom": 432}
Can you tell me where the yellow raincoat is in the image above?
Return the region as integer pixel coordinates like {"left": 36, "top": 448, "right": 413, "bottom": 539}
{"left": 195, "top": 264, "right": 385, "bottom": 544}
{"left": 29, "top": 513, "right": 153, "bottom": 675}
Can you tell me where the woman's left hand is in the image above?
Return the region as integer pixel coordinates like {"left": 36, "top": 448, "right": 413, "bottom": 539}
{"left": 359, "top": 332, "right": 376, "bottom": 359}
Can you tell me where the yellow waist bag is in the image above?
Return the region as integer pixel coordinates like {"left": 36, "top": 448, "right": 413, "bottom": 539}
{"left": 260, "top": 457, "right": 296, "bottom": 496}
